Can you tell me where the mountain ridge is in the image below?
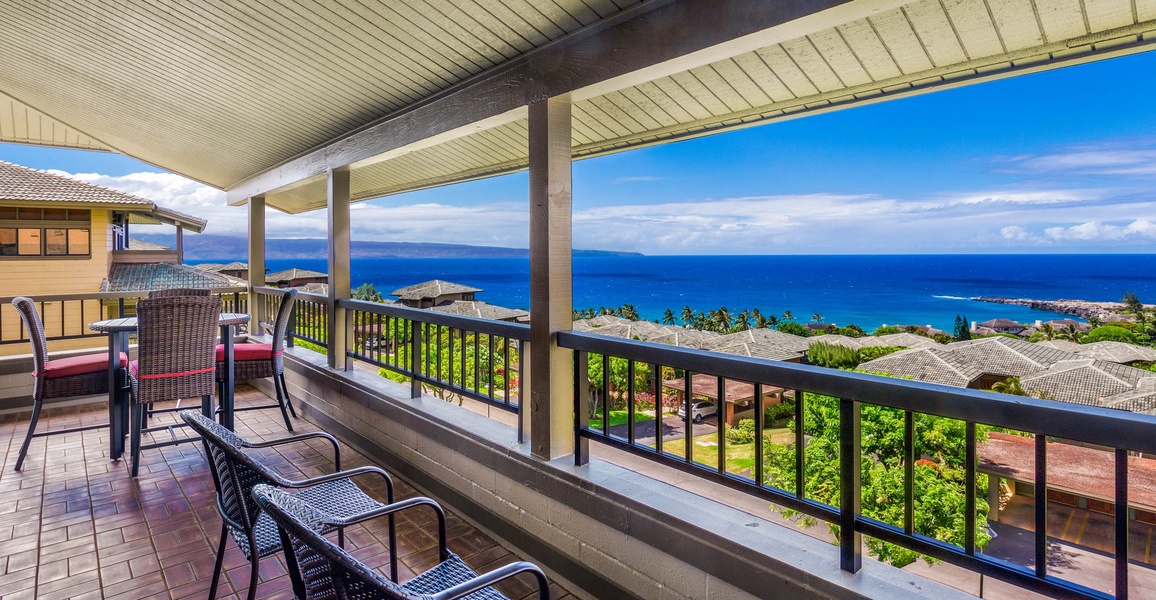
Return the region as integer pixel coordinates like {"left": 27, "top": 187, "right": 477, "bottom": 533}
{"left": 134, "top": 233, "right": 641, "bottom": 260}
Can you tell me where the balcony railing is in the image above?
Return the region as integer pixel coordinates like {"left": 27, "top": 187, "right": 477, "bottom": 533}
{"left": 0, "top": 287, "right": 248, "bottom": 346}
{"left": 558, "top": 330, "right": 1156, "bottom": 600}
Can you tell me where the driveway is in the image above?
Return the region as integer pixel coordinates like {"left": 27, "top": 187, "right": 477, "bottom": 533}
{"left": 611, "top": 413, "right": 718, "bottom": 445}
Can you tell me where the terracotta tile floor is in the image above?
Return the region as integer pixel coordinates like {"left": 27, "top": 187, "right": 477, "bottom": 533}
{"left": 0, "top": 385, "right": 571, "bottom": 600}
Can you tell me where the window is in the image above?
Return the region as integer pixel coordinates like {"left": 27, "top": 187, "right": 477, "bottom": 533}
{"left": 0, "top": 207, "right": 91, "bottom": 258}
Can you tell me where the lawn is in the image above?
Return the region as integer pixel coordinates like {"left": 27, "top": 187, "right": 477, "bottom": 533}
{"left": 587, "top": 409, "right": 655, "bottom": 430}
{"left": 657, "top": 427, "right": 793, "bottom": 475}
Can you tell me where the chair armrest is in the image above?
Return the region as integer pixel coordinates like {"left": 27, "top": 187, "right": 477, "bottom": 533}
{"left": 243, "top": 431, "right": 342, "bottom": 470}
{"left": 324, "top": 496, "right": 449, "bottom": 558}
{"left": 282, "top": 466, "right": 395, "bottom": 504}
{"left": 429, "top": 562, "right": 550, "bottom": 600}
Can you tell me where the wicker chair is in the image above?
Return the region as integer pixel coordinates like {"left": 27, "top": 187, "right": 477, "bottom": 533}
{"left": 127, "top": 295, "right": 221, "bottom": 477}
{"left": 10, "top": 297, "right": 127, "bottom": 471}
{"left": 217, "top": 288, "right": 298, "bottom": 430}
{"left": 147, "top": 288, "right": 212, "bottom": 298}
{"left": 181, "top": 410, "right": 398, "bottom": 600}
{"left": 253, "top": 483, "right": 549, "bottom": 600}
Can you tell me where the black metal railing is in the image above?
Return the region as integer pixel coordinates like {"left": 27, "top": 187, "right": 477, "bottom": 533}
{"left": 0, "top": 288, "right": 249, "bottom": 346}
{"left": 290, "top": 291, "right": 329, "bottom": 350}
{"left": 559, "top": 330, "right": 1156, "bottom": 600}
{"left": 339, "top": 299, "right": 527, "bottom": 436}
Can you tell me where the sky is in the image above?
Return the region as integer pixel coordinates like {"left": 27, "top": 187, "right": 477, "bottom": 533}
{"left": 2, "top": 50, "right": 1155, "bottom": 255}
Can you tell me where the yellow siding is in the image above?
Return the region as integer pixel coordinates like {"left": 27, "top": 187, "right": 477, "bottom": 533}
{"left": 0, "top": 210, "right": 111, "bottom": 357}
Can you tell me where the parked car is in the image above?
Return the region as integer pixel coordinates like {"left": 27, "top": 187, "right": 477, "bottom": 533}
{"left": 677, "top": 400, "right": 717, "bottom": 423}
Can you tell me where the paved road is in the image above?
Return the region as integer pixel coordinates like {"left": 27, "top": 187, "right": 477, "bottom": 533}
{"left": 608, "top": 414, "right": 718, "bottom": 445}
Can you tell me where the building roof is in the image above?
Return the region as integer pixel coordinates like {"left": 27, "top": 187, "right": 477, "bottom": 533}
{"left": 1073, "top": 341, "right": 1156, "bottom": 364}
{"left": 980, "top": 432, "right": 1156, "bottom": 510}
{"left": 1035, "top": 339, "right": 1083, "bottom": 353}
{"left": 1020, "top": 359, "right": 1155, "bottom": 407}
{"left": 977, "top": 318, "right": 1024, "bottom": 329}
{"left": 195, "top": 261, "right": 248, "bottom": 273}
{"left": 858, "top": 347, "right": 982, "bottom": 388}
{"left": 661, "top": 373, "right": 782, "bottom": 403}
{"left": 943, "top": 336, "right": 1079, "bottom": 377}
{"left": 127, "top": 238, "right": 170, "bottom": 251}
{"left": 859, "top": 332, "right": 941, "bottom": 349}
{"left": 647, "top": 328, "right": 721, "bottom": 348}
{"left": 429, "top": 300, "right": 527, "bottom": 322}
{"left": 266, "top": 268, "right": 327, "bottom": 283}
{"left": 391, "top": 280, "right": 481, "bottom": 301}
{"left": 705, "top": 340, "right": 806, "bottom": 363}
{"left": 810, "top": 334, "right": 864, "bottom": 350}
{"left": 0, "top": 160, "right": 207, "bottom": 232}
{"left": 101, "top": 262, "right": 242, "bottom": 292}
{"left": 1102, "top": 378, "right": 1156, "bottom": 414}
{"left": 295, "top": 282, "right": 329, "bottom": 295}
{"left": 700, "top": 329, "right": 811, "bottom": 354}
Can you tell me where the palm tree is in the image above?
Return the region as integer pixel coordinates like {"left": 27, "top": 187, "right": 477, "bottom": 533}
{"left": 734, "top": 309, "right": 751, "bottom": 331}
{"left": 619, "top": 304, "right": 640, "bottom": 321}
{"left": 713, "top": 306, "right": 732, "bottom": 333}
{"left": 662, "top": 309, "right": 676, "bottom": 325}
{"left": 811, "top": 313, "right": 823, "bottom": 324}
{"left": 782, "top": 310, "right": 794, "bottom": 321}
{"left": 1059, "top": 324, "right": 1080, "bottom": 342}
{"left": 991, "top": 377, "right": 1027, "bottom": 396}
{"left": 1038, "top": 323, "right": 1056, "bottom": 341}
{"left": 681, "top": 306, "right": 695, "bottom": 327}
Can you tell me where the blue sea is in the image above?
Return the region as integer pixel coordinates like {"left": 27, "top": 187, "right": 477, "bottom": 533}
{"left": 243, "top": 255, "right": 1156, "bottom": 332}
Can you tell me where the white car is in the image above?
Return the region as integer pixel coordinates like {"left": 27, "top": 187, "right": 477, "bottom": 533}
{"left": 677, "top": 400, "right": 717, "bottom": 423}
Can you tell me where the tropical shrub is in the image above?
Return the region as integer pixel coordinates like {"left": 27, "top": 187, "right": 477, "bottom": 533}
{"left": 764, "top": 397, "right": 797, "bottom": 423}
{"left": 872, "top": 325, "right": 901, "bottom": 336}
{"left": 725, "top": 419, "right": 757, "bottom": 444}
{"left": 776, "top": 321, "right": 811, "bottom": 337}
{"left": 858, "top": 345, "right": 903, "bottom": 361}
{"left": 1081, "top": 325, "right": 1140, "bottom": 344}
{"left": 806, "top": 341, "right": 859, "bottom": 369}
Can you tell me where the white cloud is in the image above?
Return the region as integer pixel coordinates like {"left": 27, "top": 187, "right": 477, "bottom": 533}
{"left": 44, "top": 168, "right": 1156, "bottom": 254}
{"left": 612, "top": 176, "right": 663, "bottom": 184}
{"left": 1006, "top": 142, "right": 1156, "bottom": 176}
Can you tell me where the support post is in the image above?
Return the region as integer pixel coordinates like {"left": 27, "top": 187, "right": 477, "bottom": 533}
{"left": 247, "top": 195, "right": 265, "bottom": 331}
{"left": 327, "top": 168, "right": 352, "bottom": 370}
{"left": 528, "top": 96, "right": 574, "bottom": 461}
{"left": 175, "top": 226, "right": 184, "bottom": 263}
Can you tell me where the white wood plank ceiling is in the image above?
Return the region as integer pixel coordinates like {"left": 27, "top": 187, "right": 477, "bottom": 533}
{"left": 0, "top": 0, "right": 1152, "bottom": 213}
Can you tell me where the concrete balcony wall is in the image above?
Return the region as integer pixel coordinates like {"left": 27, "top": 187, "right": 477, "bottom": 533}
{"left": 272, "top": 346, "right": 971, "bottom": 600}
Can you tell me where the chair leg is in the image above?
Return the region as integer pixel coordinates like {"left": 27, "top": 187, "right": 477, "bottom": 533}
{"left": 208, "top": 522, "right": 228, "bottom": 600}
{"left": 129, "top": 403, "right": 143, "bottom": 477}
{"left": 273, "top": 376, "right": 293, "bottom": 432}
{"left": 280, "top": 374, "right": 297, "bottom": 418}
{"left": 201, "top": 395, "right": 212, "bottom": 419}
{"left": 246, "top": 548, "right": 261, "bottom": 600}
{"left": 14, "top": 397, "right": 43, "bottom": 471}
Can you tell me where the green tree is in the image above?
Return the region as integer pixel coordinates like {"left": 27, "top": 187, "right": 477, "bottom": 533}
{"left": 585, "top": 355, "right": 652, "bottom": 418}
{"left": 806, "top": 341, "right": 859, "bottom": 369}
{"left": 1122, "top": 291, "right": 1146, "bottom": 325}
{"left": 1081, "top": 325, "right": 1141, "bottom": 344}
{"left": 681, "top": 306, "right": 695, "bottom": 327}
{"left": 662, "top": 309, "right": 676, "bottom": 325}
{"left": 952, "top": 315, "right": 971, "bottom": 341}
{"left": 763, "top": 394, "right": 990, "bottom": 567}
{"left": 873, "top": 325, "right": 901, "bottom": 336}
{"left": 776, "top": 321, "right": 811, "bottom": 337}
{"left": 712, "top": 306, "right": 732, "bottom": 333}
{"left": 811, "top": 313, "right": 824, "bottom": 324}
{"left": 782, "top": 310, "right": 795, "bottom": 321}
{"left": 734, "top": 309, "right": 751, "bottom": 331}
{"left": 353, "top": 282, "right": 383, "bottom": 302}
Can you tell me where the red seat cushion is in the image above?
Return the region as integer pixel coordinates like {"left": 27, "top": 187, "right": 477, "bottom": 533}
{"left": 216, "top": 343, "right": 276, "bottom": 362}
{"left": 40, "top": 352, "right": 128, "bottom": 379}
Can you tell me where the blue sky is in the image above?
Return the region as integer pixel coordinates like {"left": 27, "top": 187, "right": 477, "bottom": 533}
{"left": 3, "top": 50, "right": 1155, "bottom": 255}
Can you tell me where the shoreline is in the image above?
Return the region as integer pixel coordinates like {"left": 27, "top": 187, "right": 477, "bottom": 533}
{"left": 972, "top": 297, "right": 1130, "bottom": 321}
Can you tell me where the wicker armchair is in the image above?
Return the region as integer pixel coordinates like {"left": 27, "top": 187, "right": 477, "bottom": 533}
{"left": 147, "top": 288, "right": 212, "bottom": 298}
{"left": 217, "top": 288, "right": 298, "bottom": 430}
{"left": 127, "top": 295, "right": 220, "bottom": 477}
{"left": 253, "top": 483, "right": 549, "bottom": 600}
{"left": 181, "top": 410, "right": 399, "bottom": 600}
{"left": 10, "top": 297, "right": 127, "bottom": 471}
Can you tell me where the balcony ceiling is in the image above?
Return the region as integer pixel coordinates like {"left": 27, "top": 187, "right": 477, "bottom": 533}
{"left": 0, "top": 0, "right": 1153, "bottom": 214}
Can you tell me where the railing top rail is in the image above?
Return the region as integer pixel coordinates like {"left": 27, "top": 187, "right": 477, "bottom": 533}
{"left": 0, "top": 286, "right": 249, "bottom": 304}
{"left": 558, "top": 330, "right": 1156, "bottom": 455}
{"left": 293, "top": 291, "right": 329, "bottom": 303}
{"left": 338, "top": 298, "right": 530, "bottom": 340}
{"left": 252, "top": 285, "right": 285, "bottom": 295}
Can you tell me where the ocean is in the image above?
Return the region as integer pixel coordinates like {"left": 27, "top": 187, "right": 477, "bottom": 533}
{"left": 243, "top": 255, "right": 1156, "bottom": 332}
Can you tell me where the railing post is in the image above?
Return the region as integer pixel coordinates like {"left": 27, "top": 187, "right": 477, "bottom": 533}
{"left": 247, "top": 195, "right": 265, "bottom": 334}
{"left": 410, "top": 319, "right": 422, "bottom": 399}
{"left": 327, "top": 167, "right": 352, "bottom": 370}
{"left": 575, "top": 350, "right": 589, "bottom": 466}
{"left": 839, "top": 397, "right": 862, "bottom": 573}
{"left": 527, "top": 95, "right": 574, "bottom": 461}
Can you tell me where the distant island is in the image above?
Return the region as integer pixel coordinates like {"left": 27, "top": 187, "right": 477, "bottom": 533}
{"left": 134, "top": 233, "right": 641, "bottom": 260}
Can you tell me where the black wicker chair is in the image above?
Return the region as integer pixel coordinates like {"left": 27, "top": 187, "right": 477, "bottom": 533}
{"left": 147, "top": 288, "right": 213, "bottom": 298}
{"left": 127, "top": 295, "right": 221, "bottom": 477}
{"left": 181, "top": 410, "right": 398, "bottom": 600}
{"left": 252, "top": 484, "right": 549, "bottom": 600}
{"left": 217, "top": 288, "right": 298, "bottom": 430}
{"left": 10, "top": 297, "right": 127, "bottom": 471}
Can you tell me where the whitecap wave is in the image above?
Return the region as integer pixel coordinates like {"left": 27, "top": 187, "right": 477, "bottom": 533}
{"left": 932, "top": 295, "right": 970, "bottom": 300}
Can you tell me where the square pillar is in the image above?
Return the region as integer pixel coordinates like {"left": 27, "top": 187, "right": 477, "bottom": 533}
{"left": 528, "top": 96, "right": 574, "bottom": 461}
{"left": 327, "top": 168, "right": 352, "bottom": 370}
{"left": 247, "top": 195, "right": 265, "bottom": 328}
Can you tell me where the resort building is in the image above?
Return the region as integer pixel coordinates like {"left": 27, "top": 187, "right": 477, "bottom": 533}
{"left": 4, "top": 1, "right": 1156, "bottom": 598}
{"left": 429, "top": 300, "right": 528, "bottom": 323}
{"left": 976, "top": 318, "right": 1028, "bottom": 335}
{"left": 391, "top": 279, "right": 481, "bottom": 308}
{"left": 195, "top": 261, "right": 251, "bottom": 280}
{"left": 265, "top": 267, "right": 328, "bottom": 288}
